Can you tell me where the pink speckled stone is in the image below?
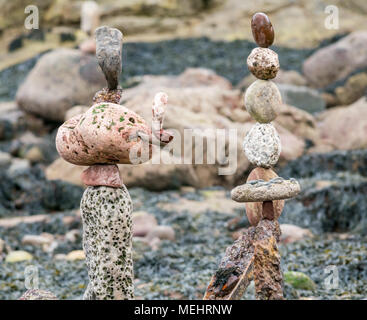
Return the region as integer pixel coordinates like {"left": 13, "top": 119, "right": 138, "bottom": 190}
{"left": 56, "top": 102, "right": 152, "bottom": 165}
{"left": 81, "top": 164, "right": 122, "bottom": 187}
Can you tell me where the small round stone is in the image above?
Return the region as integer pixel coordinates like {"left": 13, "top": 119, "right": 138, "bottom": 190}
{"left": 247, "top": 47, "right": 279, "bottom": 80}
{"left": 244, "top": 79, "right": 281, "bottom": 123}
{"left": 243, "top": 122, "right": 281, "bottom": 168}
{"left": 244, "top": 167, "right": 284, "bottom": 226}
{"left": 251, "top": 12, "right": 274, "bottom": 48}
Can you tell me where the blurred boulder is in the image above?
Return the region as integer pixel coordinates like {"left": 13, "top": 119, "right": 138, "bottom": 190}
{"left": 303, "top": 31, "right": 367, "bottom": 88}
{"left": 0, "top": 101, "right": 26, "bottom": 141}
{"left": 280, "top": 224, "right": 313, "bottom": 244}
{"left": 278, "top": 84, "right": 326, "bottom": 114}
{"left": 132, "top": 211, "right": 158, "bottom": 237}
{"left": 275, "top": 103, "right": 320, "bottom": 144}
{"left": 145, "top": 225, "right": 175, "bottom": 242}
{"left": 334, "top": 72, "right": 367, "bottom": 106}
{"left": 16, "top": 48, "right": 106, "bottom": 122}
{"left": 64, "top": 105, "right": 89, "bottom": 121}
{"left": 317, "top": 97, "right": 367, "bottom": 150}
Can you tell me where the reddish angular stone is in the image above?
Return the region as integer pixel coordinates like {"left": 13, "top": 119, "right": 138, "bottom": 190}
{"left": 251, "top": 12, "right": 274, "bottom": 48}
{"left": 81, "top": 164, "right": 123, "bottom": 187}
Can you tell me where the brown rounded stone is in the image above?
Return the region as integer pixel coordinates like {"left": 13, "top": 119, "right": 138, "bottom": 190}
{"left": 244, "top": 167, "right": 284, "bottom": 226}
{"left": 251, "top": 12, "right": 274, "bottom": 48}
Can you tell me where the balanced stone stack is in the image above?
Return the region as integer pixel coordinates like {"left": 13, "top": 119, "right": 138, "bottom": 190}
{"left": 204, "top": 13, "right": 301, "bottom": 301}
{"left": 56, "top": 26, "right": 172, "bottom": 300}
{"left": 231, "top": 12, "right": 300, "bottom": 226}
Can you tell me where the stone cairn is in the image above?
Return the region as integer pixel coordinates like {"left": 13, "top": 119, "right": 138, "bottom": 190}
{"left": 204, "top": 12, "right": 301, "bottom": 300}
{"left": 56, "top": 26, "right": 172, "bottom": 300}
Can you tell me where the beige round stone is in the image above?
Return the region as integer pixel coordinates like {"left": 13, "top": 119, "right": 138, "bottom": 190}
{"left": 244, "top": 79, "right": 281, "bottom": 123}
{"left": 247, "top": 47, "right": 279, "bottom": 80}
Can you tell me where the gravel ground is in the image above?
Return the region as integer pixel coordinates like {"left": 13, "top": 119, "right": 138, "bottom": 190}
{"left": 1, "top": 186, "right": 366, "bottom": 300}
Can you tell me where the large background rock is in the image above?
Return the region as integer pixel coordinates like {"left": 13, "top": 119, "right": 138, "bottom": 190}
{"left": 16, "top": 48, "right": 106, "bottom": 121}
{"left": 317, "top": 97, "right": 367, "bottom": 150}
{"left": 303, "top": 31, "right": 367, "bottom": 88}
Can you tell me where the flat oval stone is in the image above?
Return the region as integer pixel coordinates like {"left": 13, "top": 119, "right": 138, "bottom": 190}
{"left": 251, "top": 12, "right": 274, "bottom": 48}
{"left": 231, "top": 176, "right": 301, "bottom": 202}
{"left": 247, "top": 47, "right": 279, "bottom": 80}
{"left": 243, "top": 122, "right": 281, "bottom": 168}
{"left": 244, "top": 79, "right": 281, "bottom": 123}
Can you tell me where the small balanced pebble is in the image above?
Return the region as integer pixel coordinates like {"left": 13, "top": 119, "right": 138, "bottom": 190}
{"left": 251, "top": 12, "right": 274, "bottom": 48}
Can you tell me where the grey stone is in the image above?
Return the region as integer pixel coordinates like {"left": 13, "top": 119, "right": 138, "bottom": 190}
{"left": 231, "top": 177, "right": 301, "bottom": 202}
{"left": 95, "top": 26, "right": 123, "bottom": 90}
{"left": 243, "top": 122, "right": 281, "bottom": 168}
{"left": 278, "top": 84, "right": 325, "bottom": 114}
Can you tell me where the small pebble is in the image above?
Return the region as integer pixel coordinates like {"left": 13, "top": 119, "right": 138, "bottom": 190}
{"left": 5, "top": 250, "right": 33, "bottom": 263}
{"left": 66, "top": 250, "right": 85, "bottom": 261}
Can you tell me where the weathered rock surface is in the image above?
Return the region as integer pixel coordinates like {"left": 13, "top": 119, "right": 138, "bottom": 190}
{"left": 16, "top": 49, "right": 106, "bottom": 122}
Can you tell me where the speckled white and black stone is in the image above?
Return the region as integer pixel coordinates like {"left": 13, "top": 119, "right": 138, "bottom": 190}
{"left": 80, "top": 185, "right": 134, "bottom": 300}
{"left": 243, "top": 122, "right": 281, "bottom": 168}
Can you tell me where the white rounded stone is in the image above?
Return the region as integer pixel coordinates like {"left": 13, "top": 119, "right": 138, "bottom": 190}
{"left": 243, "top": 123, "right": 281, "bottom": 168}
